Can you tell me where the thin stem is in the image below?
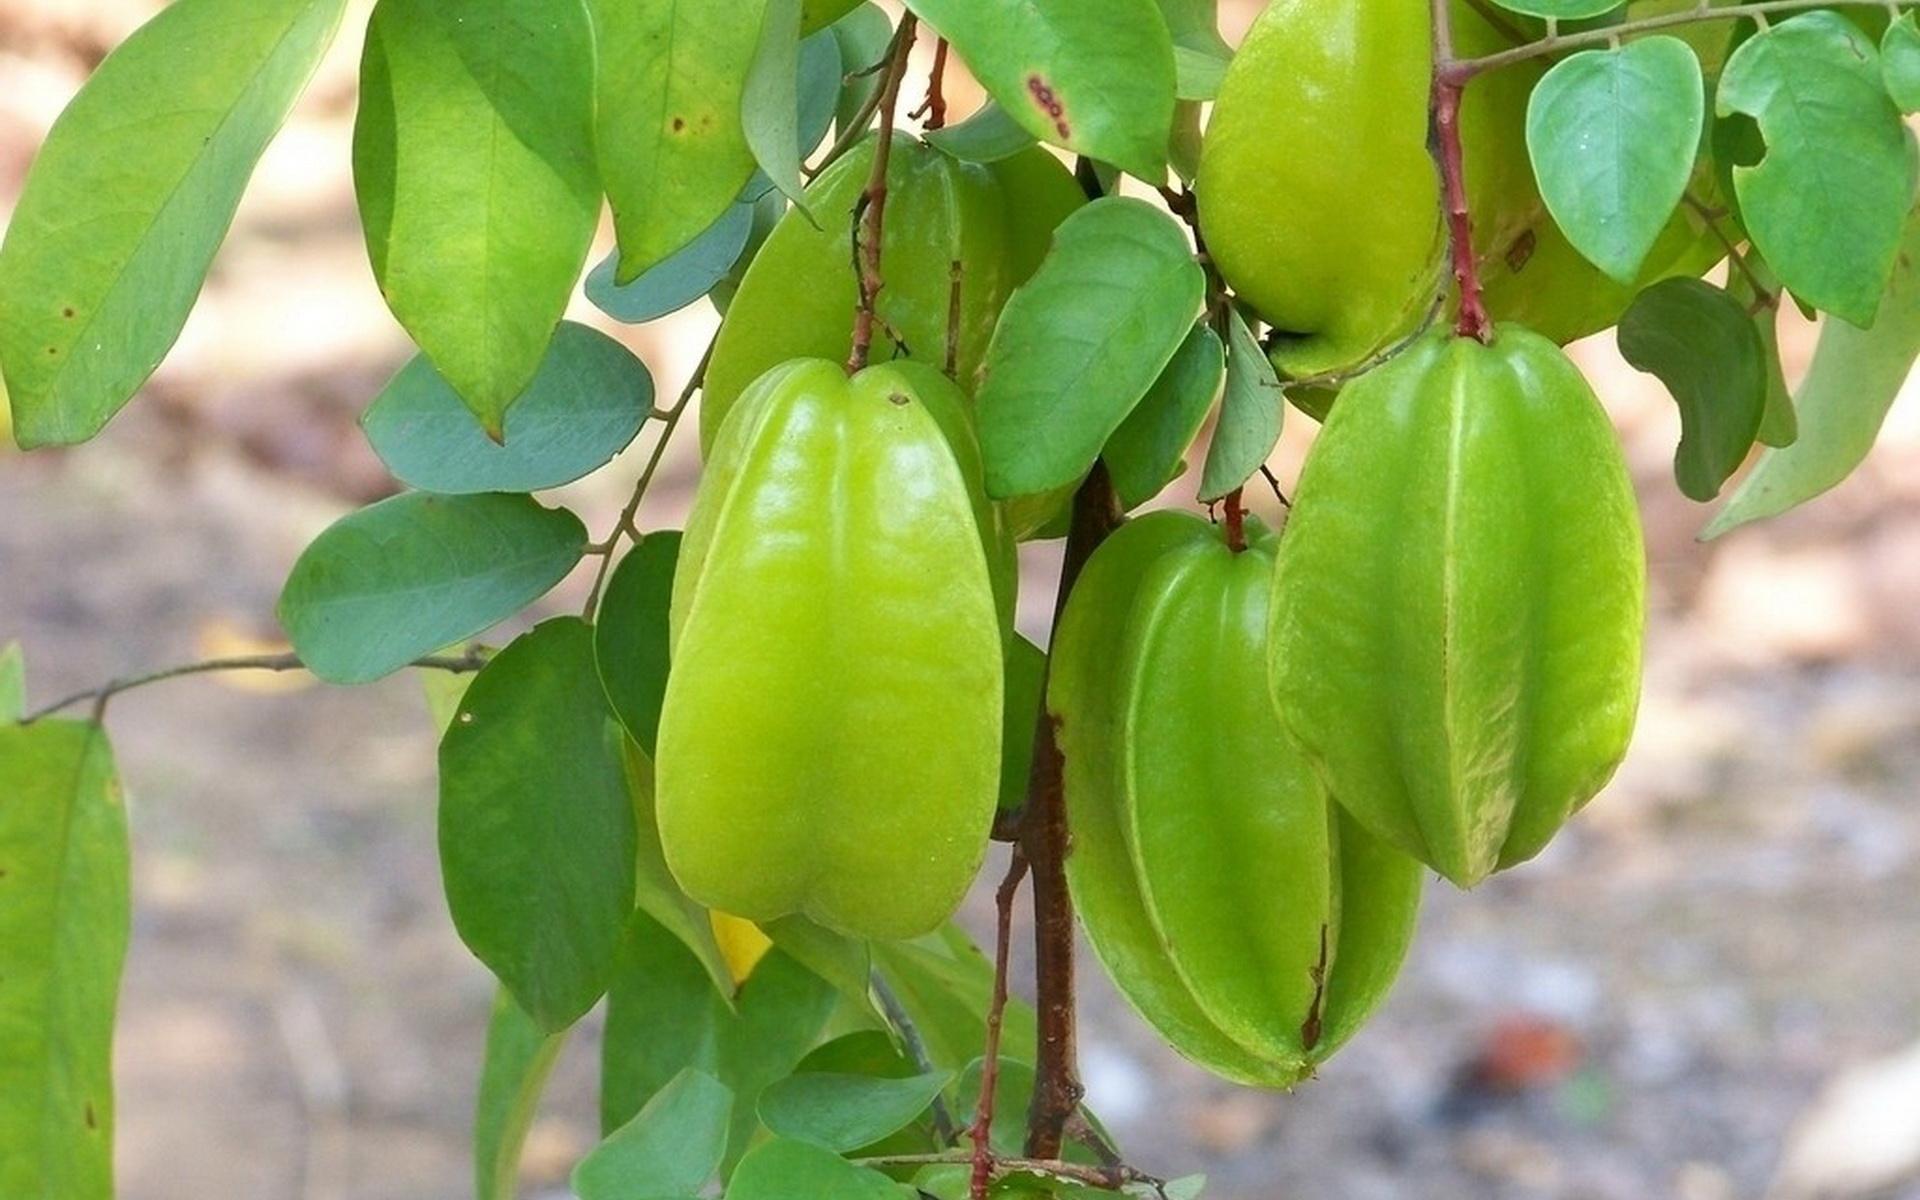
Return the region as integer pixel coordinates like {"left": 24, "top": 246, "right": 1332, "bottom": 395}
{"left": 970, "top": 848, "right": 1030, "bottom": 1200}
{"left": 1683, "top": 191, "right": 1773, "bottom": 305}
{"left": 1431, "top": 0, "right": 1491, "bottom": 343}
{"left": 1221, "top": 487, "right": 1248, "bottom": 553}
{"left": 847, "top": 15, "right": 917, "bottom": 374}
{"left": 911, "top": 37, "right": 951, "bottom": 130}
{"left": 1446, "top": 0, "right": 1920, "bottom": 81}
{"left": 23, "top": 649, "right": 491, "bottom": 725}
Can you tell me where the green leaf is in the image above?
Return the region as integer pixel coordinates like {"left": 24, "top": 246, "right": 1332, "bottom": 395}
{"left": 603, "top": 916, "right": 838, "bottom": 1161}
{"left": 0, "top": 643, "right": 24, "bottom": 723}
{"left": 1199, "top": 309, "right": 1284, "bottom": 502}
{"left": 591, "top": 0, "right": 765, "bottom": 281}
{"left": 439, "top": 618, "right": 637, "bottom": 1031}
{"left": 1104, "top": 321, "right": 1224, "bottom": 509}
{"left": 902, "top": 0, "right": 1176, "bottom": 178}
{"left": 1173, "top": 45, "right": 1227, "bottom": 102}
{"left": 978, "top": 197, "right": 1204, "bottom": 498}
{"left": 1705, "top": 210, "right": 1920, "bottom": 537}
{"left": 723, "top": 1138, "right": 906, "bottom": 1200}
{"left": 474, "top": 988, "right": 569, "bottom": 1200}
{"left": 1716, "top": 11, "right": 1912, "bottom": 328}
{"left": 949, "top": 1057, "right": 1033, "bottom": 1156}
{"left": 362, "top": 323, "right": 652, "bottom": 494}
{"left": 421, "top": 664, "right": 480, "bottom": 736}
{"left": 763, "top": 916, "right": 875, "bottom": 1011}
{"left": 1726, "top": 253, "right": 1798, "bottom": 449}
{"left": 925, "top": 102, "right": 1038, "bottom": 164}
{"left": 830, "top": 5, "right": 894, "bottom": 138}
{"left": 0, "top": 721, "right": 127, "bottom": 1200}
{"left": 573, "top": 1069, "right": 734, "bottom": 1200}
{"left": 869, "top": 930, "right": 1035, "bottom": 1071}
{"left": 1884, "top": 15, "right": 1920, "bottom": 111}
{"left": 587, "top": 203, "right": 754, "bottom": 324}
{"left": 743, "top": 0, "right": 814, "bottom": 215}
{"left": 355, "top": 0, "right": 599, "bottom": 437}
{"left": 1526, "top": 38, "right": 1704, "bottom": 284}
{"left": 997, "top": 635, "right": 1046, "bottom": 813}
{"left": 1618, "top": 277, "right": 1767, "bottom": 502}
{"left": 278, "top": 492, "right": 584, "bottom": 685}
{"left": 1488, "top": 0, "right": 1620, "bottom": 15}
{"left": 620, "top": 738, "right": 739, "bottom": 1003}
{"left": 596, "top": 533, "right": 681, "bottom": 754}
{"left": 0, "top": 0, "right": 346, "bottom": 448}
{"left": 1155, "top": 0, "right": 1230, "bottom": 58}
{"left": 759, "top": 1070, "right": 952, "bottom": 1152}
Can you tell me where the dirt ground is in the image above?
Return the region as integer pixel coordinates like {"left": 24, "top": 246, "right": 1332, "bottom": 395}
{"left": 5, "top": 3, "right": 1920, "bottom": 1199}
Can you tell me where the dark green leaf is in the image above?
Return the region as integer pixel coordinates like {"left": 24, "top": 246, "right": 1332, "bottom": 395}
{"left": 0, "top": 0, "right": 346, "bottom": 447}
{"left": 1173, "top": 46, "right": 1227, "bottom": 102}
{"left": 1199, "top": 309, "right": 1283, "bottom": 502}
{"left": 603, "top": 916, "right": 837, "bottom": 1162}
{"left": 573, "top": 1069, "right": 733, "bottom": 1200}
{"left": 0, "top": 643, "right": 23, "bottom": 723}
{"left": 1526, "top": 38, "right": 1704, "bottom": 283}
{"left": 1104, "top": 322, "right": 1224, "bottom": 509}
{"left": 474, "top": 988, "right": 568, "bottom": 1200}
{"left": 723, "top": 1137, "right": 905, "bottom": 1200}
{"left": 0, "top": 721, "right": 127, "bottom": 1200}
{"left": 596, "top": 533, "right": 682, "bottom": 754}
{"left": 1618, "top": 277, "right": 1767, "bottom": 502}
{"left": 588, "top": 204, "right": 755, "bottom": 324}
{"left": 902, "top": 0, "right": 1176, "bottom": 178}
{"left": 869, "top": 929, "right": 1035, "bottom": 1071}
{"left": 439, "top": 618, "right": 637, "bottom": 1031}
{"left": 743, "top": 0, "right": 814, "bottom": 214}
{"left": 590, "top": 0, "right": 763, "bottom": 281}
{"left": 355, "top": 0, "right": 599, "bottom": 437}
{"left": 1884, "top": 15, "right": 1920, "bottom": 111}
{"left": 1705, "top": 211, "right": 1920, "bottom": 537}
{"left": 362, "top": 323, "right": 652, "bottom": 494}
{"left": 796, "top": 1031, "right": 917, "bottom": 1078}
{"left": 278, "top": 492, "right": 584, "bottom": 685}
{"left": 1716, "top": 11, "right": 1912, "bottom": 327}
{"left": 925, "top": 102, "right": 1038, "bottom": 164}
{"left": 619, "top": 739, "right": 738, "bottom": 1002}
{"left": 978, "top": 198, "right": 1204, "bottom": 498}
{"left": 759, "top": 1071, "right": 952, "bottom": 1152}
{"left": 997, "top": 635, "right": 1046, "bottom": 813}
{"left": 830, "top": 5, "right": 894, "bottom": 137}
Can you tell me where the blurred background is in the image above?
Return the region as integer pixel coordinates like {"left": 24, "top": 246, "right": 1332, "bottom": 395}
{"left": 4, "top": 2, "right": 1920, "bottom": 1198}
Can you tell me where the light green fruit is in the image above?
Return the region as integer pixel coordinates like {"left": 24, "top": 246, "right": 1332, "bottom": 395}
{"left": 658, "top": 358, "right": 1003, "bottom": 939}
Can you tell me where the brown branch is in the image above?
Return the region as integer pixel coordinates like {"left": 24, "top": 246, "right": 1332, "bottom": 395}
{"left": 1221, "top": 487, "right": 1248, "bottom": 553}
{"left": 910, "top": 36, "right": 951, "bottom": 130}
{"left": 847, "top": 15, "right": 917, "bottom": 375}
{"left": 971, "top": 847, "right": 1030, "bottom": 1200}
{"left": 1430, "top": 0, "right": 1490, "bottom": 343}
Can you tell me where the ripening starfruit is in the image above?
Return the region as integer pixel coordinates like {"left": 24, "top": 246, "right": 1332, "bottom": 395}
{"left": 1269, "top": 325, "right": 1646, "bottom": 888}
{"left": 656, "top": 358, "right": 1004, "bottom": 939}
{"left": 701, "top": 135, "right": 1083, "bottom": 450}
{"left": 1051, "top": 510, "right": 1423, "bottom": 1087}
{"left": 1196, "top": 0, "right": 1721, "bottom": 376}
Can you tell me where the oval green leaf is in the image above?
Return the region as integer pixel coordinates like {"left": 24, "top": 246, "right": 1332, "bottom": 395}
{"left": 1618, "top": 278, "right": 1767, "bottom": 502}
{"left": 902, "top": 0, "right": 1176, "bottom": 178}
{"left": 278, "top": 492, "right": 585, "bottom": 685}
{"left": 925, "top": 102, "right": 1038, "bottom": 163}
{"left": 1883, "top": 15, "right": 1920, "bottom": 111}
{"left": 723, "top": 1137, "right": 906, "bottom": 1200}
{"left": 0, "top": 0, "right": 347, "bottom": 448}
{"left": 595, "top": 532, "right": 682, "bottom": 753}
{"left": 758, "top": 1071, "right": 953, "bottom": 1153}
{"left": 474, "top": 988, "right": 569, "bottom": 1200}
{"left": 587, "top": 203, "right": 755, "bottom": 324}
{"left": 1104, "top": 321, "right": 1224, "bottom": 509}
{"left": 439, "top": 617, "right": 638, "bottom": 1031}
{"left": 362, "top": 323, "right": 653, "bottom": 494}
{"left": 574, "top": 1069, "right": 733, "bottom": 1200}
{"left": 1717, "top": 11, "right": 1913, "bottom": 328}
{"left": 1487, "top": 0, "right": 1621, "bottom": 16}
{"left": 977, "top": 197, "right": 1204, "bottom": 498}
{"left": 1198, "top": 308, "right": 1284, "bottom": 502}
{"left": 1527, "top": 38, "right": 1705, "bottom": 284}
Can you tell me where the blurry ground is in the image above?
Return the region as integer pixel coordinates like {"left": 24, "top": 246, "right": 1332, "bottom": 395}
{"left": 5, "top": 3, "right": 1920, "bottom": 1199}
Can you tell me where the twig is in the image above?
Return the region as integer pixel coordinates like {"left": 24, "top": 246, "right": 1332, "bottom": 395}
{"left": 847, "top": 15, "right": 917, "bottom": 374}
{"left": 1258, "top": 464, "right": 1291, "bottom": 509}
{"left": 1682, "top": 191, "right": 1773, "bottom": 307}
{"left": 23, "top": 648, "right": 491, "bottom": 725}
{"left": 872, "top": 972, "right": 959, "bottom": 1146}
{"left": 971, "top": 847, "right": 1030, "bottom": 1200}
{"left": 1430, "top": 0, "right": 1491, "bottom": 343}
{"left": 1444, "top": 0, "right": 1920, "bottom": 81}
{"left": 857, "top": 1152, "right": 1167, "bottom": 1196}
{"left": 910, "top": 37, "right": 951, "bottom": 130}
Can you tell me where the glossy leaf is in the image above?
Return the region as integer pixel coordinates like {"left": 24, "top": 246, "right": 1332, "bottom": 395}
{"left": 573, "top": 1069, "right": 733, "bottom": 1200}
{"left": 1706, "top": 212, "right": 1920, "bottom": 537}
{"left": 596, "top": 533, "right": 681, "bottom": 754}
{"left": 925, "top": 102, "right": 1038, "bottom": 163}
{"left": 1884, "top": 15, "right": 1920, "bottom": 111}
{"left": 0, "top": 643, "right": 23, "bottom": 723}
{"left": 278, "top": 492, "right": 585, "bottom": 685}
{"left": 439, "top": 618, "right": 637, "bottom": 1031}
{"left": 474, "top": 988, "right": 568, "bottom": 1200}
{"left": 602, "top": 916, "right": 837, "bottom": 1160}
{"left": 902, "top": 0, "right": 1176, "bottom": 178}
{"left": 1618, "top": 278, "right": 1767, "bottom": 502}
{"left": 621, "top": 739, "right": 739, "bottom": 1002}
{"left": 587, "top": 203, "right": 755, "bottom": 324}
{"left": 355, "top": 0, "right": 599, "bottom": 437}
{"left": 0, "top": 721, "right": 127, "bottom": 1200}
{"left": 1526, "top": 38, "right": 1704, "bottom": 283}
{"left": 1198, "top": 309, "right": 1283, "bottom": 502}
{"left": 591, "top": 0, "right": 764, "bottom": 281}
{"left": 977, "top": 197, "right": 1204, "bottom": 498}
{"left": 743, "top": 0, "right": 813, "bottom": 213}
{"left": 724, "top": 1137, "right": 906, "bottom": 1200}
{"left": 759, "top": 1071, "right": 952, "bottom": 1152}
{"left": 0, "top": 0, "right": 346, "bottom": 448}
{"left": 362, "top": 323, "right": 652, "bottom": 494}
{"left": 1104, "top": 322, "right": 1224, "bottom": 509}
{"left": 1716, "top": 11, "right": 1912, "bottom": 327}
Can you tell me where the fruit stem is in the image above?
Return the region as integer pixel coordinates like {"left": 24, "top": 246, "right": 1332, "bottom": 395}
{"left": 847, "top": 14, "right": 917, "bottom": 375}
{"left": 1222, "top": 487, "right": 1249, "bottom": 553}
{"left": 910, "top": 37, "right": 951, "bottom": 131}
{"left": 1430, "top": 0, "right": 1493, "bottom": 343}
